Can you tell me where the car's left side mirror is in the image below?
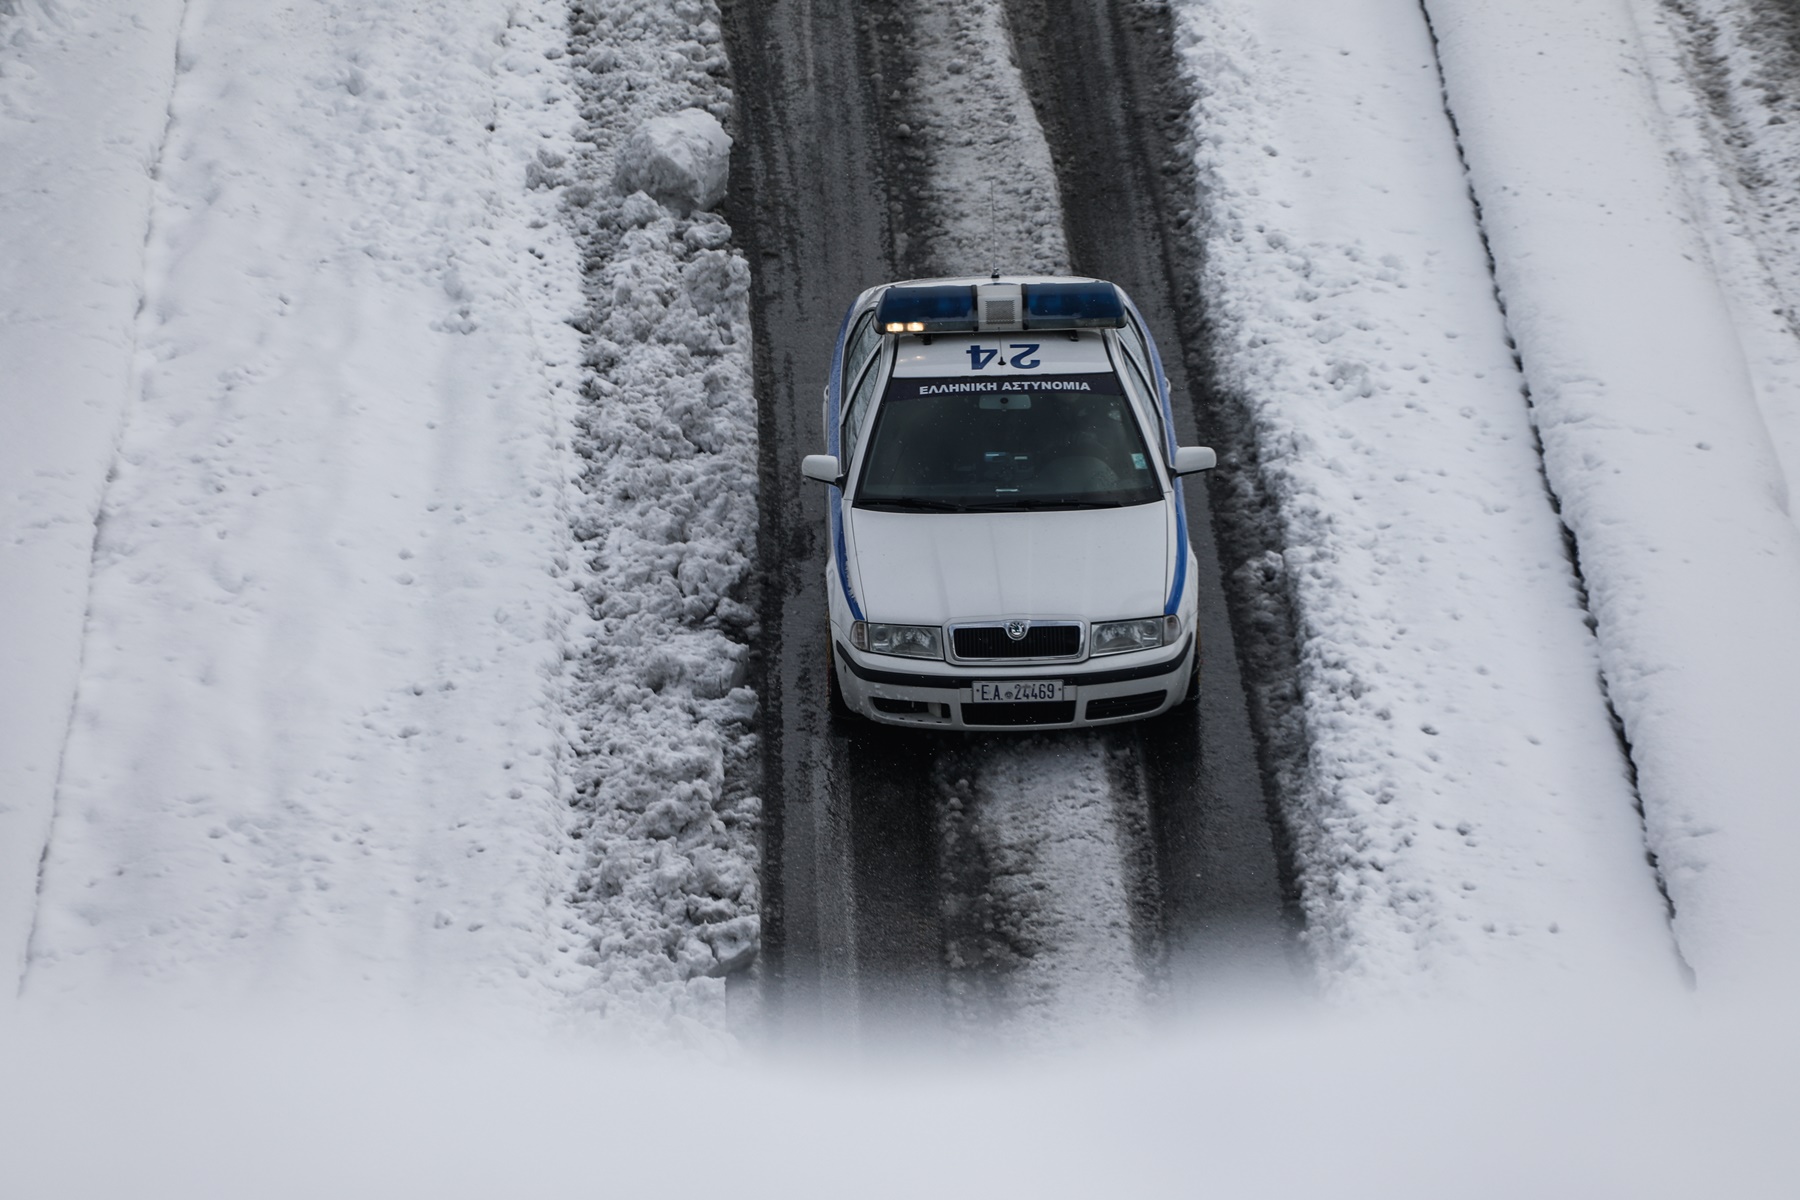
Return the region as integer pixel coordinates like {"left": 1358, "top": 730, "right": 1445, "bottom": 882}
{"left": 801, "top": 454, "right": 842, "bottom": 485}
{"left": 1171, "top": 446, "right": 1217, "bottom": 475}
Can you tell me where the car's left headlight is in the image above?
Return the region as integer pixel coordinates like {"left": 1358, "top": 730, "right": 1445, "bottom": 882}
{"left": 853, "top": 621, "right": 944, "bottom": 660}
{"left": 1091, "top": 615, "right": 1180, "bottom": 656}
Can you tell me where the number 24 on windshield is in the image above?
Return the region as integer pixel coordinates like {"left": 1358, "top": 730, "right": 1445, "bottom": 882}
{"left": 967, "top": 343, "right": 1041, "bottom": 370}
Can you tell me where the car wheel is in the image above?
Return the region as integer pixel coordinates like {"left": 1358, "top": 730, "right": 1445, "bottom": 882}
{"left": 826, "top": 636, "right": 853, "bottom": 720}
{"left": 1180, "top": 640, "right": 1201, "bottom": 706}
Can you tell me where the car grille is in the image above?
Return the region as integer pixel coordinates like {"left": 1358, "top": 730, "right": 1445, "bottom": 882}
{"left": 952, "top": 623, "right": 1082, "bottom": 660}
{"left": 1084, "top": 691, "right": 1167, "bottom": 720}
{"left": 960, "top": 701, "right": 1078, "bottom": 726}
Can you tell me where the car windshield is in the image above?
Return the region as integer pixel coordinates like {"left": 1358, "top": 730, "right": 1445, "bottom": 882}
{"left": 854, "top": 373, "right": 1163, "bottom": 512}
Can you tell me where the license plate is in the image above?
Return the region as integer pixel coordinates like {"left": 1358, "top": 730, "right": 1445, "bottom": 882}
{"left": 972, "top": 679, "right": 1067, "bottom": 703}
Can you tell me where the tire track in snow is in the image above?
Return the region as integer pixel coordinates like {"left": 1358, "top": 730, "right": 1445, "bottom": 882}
{"left": 935, "top": 736, "right": 1161, "bottom": 1043}
{"left": 867, "top": 0, "right": 1068, "bottom": 277}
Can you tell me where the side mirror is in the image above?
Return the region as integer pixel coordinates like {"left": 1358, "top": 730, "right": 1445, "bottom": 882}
{"left": 801, "top": 454, "right": 842, "bottom": 485}
{"left": 1171, "top": 446, "right": 1217, "bottom": 476}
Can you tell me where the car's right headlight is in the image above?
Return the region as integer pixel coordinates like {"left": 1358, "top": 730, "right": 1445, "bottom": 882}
{"left": 852, "top": 621, "right": 943, "bottom": 660}
{"left": 1090, "top": 615, "right": 1178, "bottom": 656}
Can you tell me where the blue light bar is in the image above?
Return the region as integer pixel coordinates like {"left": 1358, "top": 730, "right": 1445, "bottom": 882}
{"left": 874, "top": 285, "right": 978, "bottom": 334}
{"left": 1023, "top": 281, "right": 1125, "bottom": 328}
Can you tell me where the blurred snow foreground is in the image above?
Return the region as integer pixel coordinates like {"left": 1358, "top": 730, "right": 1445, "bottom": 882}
{"left": 613, "top": 108, "right": 732, "bottom": 213}
{"left": 1, "top": 997, "right": 1794, "bottom": 1199}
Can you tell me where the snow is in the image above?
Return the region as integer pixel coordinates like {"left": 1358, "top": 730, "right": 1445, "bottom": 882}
{"left": 1172, "top": 0, "right": 1684, "bottom": 997}
{"left": 14, "top": 0, "right": 592, "bottom": 1010}
{"left": 0, "top": 0, "right": 1797, "bottom": 1187}
{"left": 0, "top": 0, "right": 184, "bottom": 991}
{"left": 888, "top": 0, "right": 1068, "bottom": 276}
{"left": 1424, "top": 0, "right": 1800, "bottom": 990}
{"left": 612, "top": 107, "right": 731, "bottom": 213}
{"left": 0, "top": 0, "right": 766, "bottom": 1031}
{"left": 936, "top": 738, "right": 1149, "bottom": 1041}
{"left": 0, "top": 0, "right": 1795, "bottom": 1127}
{"left": 1646, "top": 0, "right": 1800, "bottom": 494}
{"left": 0, "top": 998, "right": 1794, "bottom": 1198}
{"left": 557, "top": 0, "right": 760, "bottom": 1025}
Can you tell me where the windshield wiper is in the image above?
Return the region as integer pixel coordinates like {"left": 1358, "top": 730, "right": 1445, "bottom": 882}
{"left": 975, "top": 497, "right": 1146, "bottom": 511}
{"left": 858, "top": 495, "right": 1155, "bottom": 513}
{"left": 855, "top": 496, "right": 979, "bottom": 512}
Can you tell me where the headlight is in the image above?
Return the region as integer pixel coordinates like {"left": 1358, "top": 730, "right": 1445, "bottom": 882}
{"left": 1090, "top": 615, "right": 1177, "bottom": 656}
{"left": 853, "top": 621, "right": 943, "bottom": 660}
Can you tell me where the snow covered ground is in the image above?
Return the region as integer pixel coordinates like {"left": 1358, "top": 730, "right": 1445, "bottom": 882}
{"left": 1173, "top": 0, "right": 1685, "bottom": 997}
{"left": 6, "top": 0, "right": 595, "bottom": 1012}
{"left": 0, "top": 0, "right": 185, "bottom": 993}
{"left": 4, "top": 0, "right": 1800, "bottom": 1185}
{"left": 0, "top": 0, "right": 767, "bottom": 1033}
{"left": 0, "top": 0, "right": 1795, "bottom": 1097}
{"left": 555, "top": 0, "right": 760, "bottom": 1030}
{"left": 1423, "top": 0, "right": 1800, "bottom": 994}
{"left": 886, "top": 0, "right": 1067, "bottom": 277}
{"left": 1626, "top": 0, "right": 1800, "bottom": 984}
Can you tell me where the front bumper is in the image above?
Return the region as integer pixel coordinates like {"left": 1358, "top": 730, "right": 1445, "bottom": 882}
{"left": 834, "top": 636, "right": 1195, "bottom": 729}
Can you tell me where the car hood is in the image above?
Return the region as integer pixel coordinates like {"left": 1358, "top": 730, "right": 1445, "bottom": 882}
{"left": 847, "top": 503, "right": 1169, "bottom": 624}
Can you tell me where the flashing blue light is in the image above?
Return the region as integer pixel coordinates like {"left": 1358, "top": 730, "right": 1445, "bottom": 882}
{"left": 874, "top": 285, "right": 978, "bottom": 333}
{"left": 1023, "top": 281, "right": 1125, "bottom": 328}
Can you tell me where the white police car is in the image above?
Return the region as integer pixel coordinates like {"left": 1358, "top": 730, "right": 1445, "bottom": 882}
{"left": 801, "top": 276, "right": 1216, "bottom": 729}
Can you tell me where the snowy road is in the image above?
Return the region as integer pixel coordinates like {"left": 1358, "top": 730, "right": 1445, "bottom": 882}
{"left": 4, "top": 0, "right": 1798, "bottom": 1186}
{"left": 3, "top": 0, "right": 1792, "bottom": 1053}
{"left": 726, "top": 0, "right": 1294, "bottom": 1044}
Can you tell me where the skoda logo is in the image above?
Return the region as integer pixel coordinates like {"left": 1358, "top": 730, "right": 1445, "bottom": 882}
{"left": 1004, "top": 619, "right": 1030, "bottom": 641}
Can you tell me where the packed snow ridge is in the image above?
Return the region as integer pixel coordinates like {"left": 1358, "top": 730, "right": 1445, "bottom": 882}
{"left": 557, "top": 0, "right": 761, "bottom": 1025}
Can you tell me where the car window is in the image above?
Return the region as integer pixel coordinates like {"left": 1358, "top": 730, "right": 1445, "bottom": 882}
{"left": 1114, "top": 341, "right": 1168, "bottom": 457}
{"left": 842, "top": 312, "right": 881, "bottom": 402}
{"left": 1117, "top": 314, "right": 1154, "bottom": 382}
{"left": 854, "top": 373, "right": 1162, "bottom": 512}
{"left": 843, "top": 344, "right": 884, "bottom": 454}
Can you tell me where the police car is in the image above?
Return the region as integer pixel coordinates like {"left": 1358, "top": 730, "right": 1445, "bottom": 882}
{"left": 801, "top": 276, "right": 1216, "bottom": 729}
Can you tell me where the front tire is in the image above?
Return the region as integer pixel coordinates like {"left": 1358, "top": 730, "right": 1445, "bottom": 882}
{"left": 826, "top": 637, "right": 853, "bottom": 720}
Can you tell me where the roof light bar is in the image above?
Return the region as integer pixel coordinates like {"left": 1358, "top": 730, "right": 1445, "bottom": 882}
{"left": 875, "top": 285, "right": 978, "bottom": 334}
{"left": 1022, "top": 281, "right": 1125, "bottom": 328}
{"left": 874, "top": 280, "right": 1128, "bottom": 335}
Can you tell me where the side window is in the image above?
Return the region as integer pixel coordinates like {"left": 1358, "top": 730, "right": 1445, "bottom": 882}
{"left": 1117, "top": 314, "right": 1154, "bottom": 388}
{"left": 841, "top": 313, "right": 881, "bottom": 403}
{"left": 1114, "top": 338, "right": 1169, "bottom": 456}
{"left": 843, "top": 348, "right": 883, "bottom": 455}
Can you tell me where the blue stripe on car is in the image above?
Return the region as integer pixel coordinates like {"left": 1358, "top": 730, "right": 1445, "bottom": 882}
{"left": 825, "top": 300, "right": 864, "bottom": 621}
{"left": 1122, "top": 294, "right": 1188, "bottom": 616}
